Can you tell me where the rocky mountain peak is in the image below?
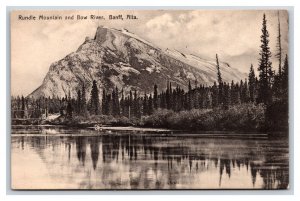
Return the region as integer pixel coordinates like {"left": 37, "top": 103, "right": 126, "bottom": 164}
{"left": 29, "top": 26, "right": 246, "bottom": 99}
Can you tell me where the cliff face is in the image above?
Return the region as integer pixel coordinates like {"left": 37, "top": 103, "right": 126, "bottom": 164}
{"left": 30, "top": 26, "right": 246, "bottom": 99}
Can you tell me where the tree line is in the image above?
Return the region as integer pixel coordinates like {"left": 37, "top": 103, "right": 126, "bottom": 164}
{"left": 11, "top": 13, "right": 289, "bottom": 130}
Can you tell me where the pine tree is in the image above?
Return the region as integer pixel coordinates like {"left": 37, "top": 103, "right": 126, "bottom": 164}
{"left": 110, "top": 87, "right": 120, "bottom": 116}
{"left": 160, "top": 91, "right": 166, "bottom": 109}
{"left": 243, "top": 79, "right": 250, "bottom": 103}
{"left": 143, "top": 93, "right": 148, "bottom": 115}
{"left": 135, "top": 95, "right": 141, "bottom": 118}
{"left": 111, "top": 89, "right": 116, "bottom": 115}
{"left": 120, "top": 89, "right": 124, "bottom": 116}
{"left": 66, "top": 100, "right": 73, "bottom": 118}
{"left": 212, "top": 82, "right": 218, "bottom": 108}
{"left": 77, "top": 89, "right": 82, "bottom": 114}
{"left": 230, "top": 81, "right": 236, "bottom": 105}
{"left": 248, "top": 64, "right": 256, "bottom": 102}
{"left": 153, "top": 84, "right": 158, "bottom": 110}
{"left": 188, "top": 80, "right": 192, "bottom": 92}
{"left": 216, "top": 54, "right": 222, "bottom": 84}
{"left": 132, "top": 90, "right": 138, "bottom": 117}
{"left": 102, "top": 89, "right": 107, "bottom": 115}
{"left": 282, "top": 55, "right": 288, "bottom": 98}
{"left": 186, "top": 80, "right": 192, "bottom": 110}
{"left": 21, "top": 96, "right": 25, "bottom": 118}
{"left": 169, "top": 82, "right": 174, "bottom": 110}
{"left": 90, "top": 80, "right": 100, "bottom": 115}
{"left": 273, "top": 12, "right": 283, "bottom": 100}
{"left": 275, "top": 12, "right": 282, "bottom": 77}
{"left": 166, "top": 81, "right": 170, "bottom": 109}
{"left": 81, "top": 84, "right": 87, "bottom": 114}
{"left": 236, "top": 83, "right": 241, "bottom": 104}
{"left": 115, "top": 87, "right": 120, "bottom": 116}
{"left": 216, "top": 54, "right": 223, "bottom": 106}
{"left": 257, "top": 14, "right": 274, "bottom": 104}
{"left": 179, "top": 88, "right": 185, "bottom": 111}
{"left": 223, "top": 83, "right": 230, "bottom": 109}
{"left": 129, "top": 90, "right": 133, "bottom": 118}
{"left": 239, "top": 80, "right": 244, "bottom": 103}
{"left": 106, "top": 93, "right": 112, "bottom": 115}
{"left": 148, "top": 94, "right": 153, "bottom": 115}
{"left": 123, "top": 96, "right": 129, "bottom": 118}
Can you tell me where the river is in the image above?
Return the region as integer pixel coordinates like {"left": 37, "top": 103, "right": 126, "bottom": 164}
{"left": 11, "top": 126, "right": 289, "bottom": 190}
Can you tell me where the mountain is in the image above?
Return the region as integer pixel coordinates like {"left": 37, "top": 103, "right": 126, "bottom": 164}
{"left": 29, "top": 26, "right": 246, "bottom": 99}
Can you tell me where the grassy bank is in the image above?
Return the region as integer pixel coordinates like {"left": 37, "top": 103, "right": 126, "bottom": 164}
{"left": 143, "top": 104, "right": 266, "bottom": 132}
{"left": 51, "top": 114, "right": 140, "bottom": 128}
{"left": 48, "top": 102, "right": 288, "bottom": 133}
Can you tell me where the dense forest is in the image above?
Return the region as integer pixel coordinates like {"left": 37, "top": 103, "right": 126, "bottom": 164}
{"left": 11, "top": 14, "right": 289, "bottom": 132}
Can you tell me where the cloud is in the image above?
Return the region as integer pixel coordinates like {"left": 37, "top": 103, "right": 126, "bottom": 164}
{"left": 11, "top": 10, "right": 289, "bottom": 96}
{"left": 144, "top": 10, "right": 288, "bottom": 72}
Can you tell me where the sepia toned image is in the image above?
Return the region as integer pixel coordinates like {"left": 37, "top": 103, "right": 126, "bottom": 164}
{"left": 10, "top": 9, "right": 289, "bottom": 190}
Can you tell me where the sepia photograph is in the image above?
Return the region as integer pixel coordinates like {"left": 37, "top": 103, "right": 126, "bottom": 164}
{"left": 10, "top": 9, "right": 289, "bottom": 190}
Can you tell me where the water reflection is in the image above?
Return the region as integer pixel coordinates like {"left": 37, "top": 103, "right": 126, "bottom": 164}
{"left": 11, "top": 129, "right": 289, "bottom": 190}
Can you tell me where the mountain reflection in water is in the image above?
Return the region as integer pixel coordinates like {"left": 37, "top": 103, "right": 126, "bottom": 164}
{"left": 11, "top": 129, "right": 289, "bottom": 190}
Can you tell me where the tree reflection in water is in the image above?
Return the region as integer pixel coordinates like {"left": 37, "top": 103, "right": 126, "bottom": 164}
{"left": 11, "top": 132, "right": 289, "bottom": 189}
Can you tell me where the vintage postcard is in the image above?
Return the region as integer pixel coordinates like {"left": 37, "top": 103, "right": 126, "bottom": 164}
{"left": 11, "top": 9, "right": 289, "bottom": 190}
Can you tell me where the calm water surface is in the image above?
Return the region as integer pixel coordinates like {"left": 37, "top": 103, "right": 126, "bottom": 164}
{"left": 11, "top": 126, "right": 289, "bottom": 190}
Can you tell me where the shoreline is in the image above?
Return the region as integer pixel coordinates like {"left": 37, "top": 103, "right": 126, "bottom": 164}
{"left": 11, "top": 124, "right": 288, "bottom": 138}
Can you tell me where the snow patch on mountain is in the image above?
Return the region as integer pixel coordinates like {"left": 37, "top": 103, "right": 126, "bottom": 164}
{"left": 121, "top": 28, "right": 159, "bottom": 49}
{"left": 29, "top": 26, "right": 246, "bottom": 99}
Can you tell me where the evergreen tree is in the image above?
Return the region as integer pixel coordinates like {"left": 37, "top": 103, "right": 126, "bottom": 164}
{"left": 66, "top": 100, "right": 73, "bottom": 118}
{"left": 143, "top": 93, "right": 148, "bottom": 116}
{"left": 81, "top": 84, "right": 87, "bottom": 115}
{"left": 212, "top": 82, "right": 218, "bottom": 108}
{"left": 282, "top": 55, "right": 289, "bottom": 98}
{"left": 188, "top": 80, "right": 192, "bottom": 92}
{"left": 111, "top": 89, "right": 116, "bottom": 115}
{"left": 216, "top": 54, "right": 223, "bottom": 106}
{"left": 275, "top": 12, "right": 282, "bottom": 77}
{"left": 230, "top": 82, "right": 241, "bottom": 105}
{"left": 111, "top": 87, "right": 120, "bottom": 116}
{"left": 153, "top": 84, "right": 158, "bottom": 110}
{"left": 115, "top": 87, "right": 120, "bottom": 115}
{"left": 273, "top": 13, "right": 283, "bottom": 100}
{"left": 102, "top": 89, "right": 107, "bottom": 115}
{"left": 160, "top": 92, "right": 166, "bottom": 109}
{"left": 148, "top": 94, "right": 153, "bottom": 115}
{"left": 129, "top": 90, "right": 133, "bottom": 118}
{"left": 166, "top": 81, "right": 170, "bottom": 109}
{"left": 179, "top": 88, "right": 185, "bottom": 111}
{"left": 186, "top": 80, "right": 192, "bottom": 110}
{"left": 243, "top": 79, "right": 250, "bottom": 103}
{"left": 223, "top": 83, "right": 230, "bottom": 109}
{"left": 106, "top": 93, "right": 112, "bottom": 115}
{"left": 123, "top": 96, "right": 129, "bottom": 118}
{"left": 236, "top": 83, "right": 241, "bottom": 104}
{"left": 21, "top": 96, "right": 25, "bottom": 118}
{"left": 239, "top": 80, "right": 244, "bottom": 103}
{"left": 111, "top": 89, "right": 116, "bottom": 116}
{"left": 248, "top": 64, "right": 256, "bottom": 102}
{"left": 169, "top": 82, "right": 174, "bottom": 110}
{"left": 132, "top": 90, "right": 138, "bottom": 117}
{"left": 90, "top": 80, "right": 100, "bottom": 114}
{"left": 120, "top": 89, "right": 125, "bottom": 116}
{"left": 135, "top": 95, "right": 141, "bottom": 118}
{"left": 77, "top": 90, "right": 82, "bottom": 114}
{"left": 216, "top": 54, "right": 222, "bottom": 84}
{"left": 230, "top": 81, "right": 236, "bottom": 105}
{"left": 257, "top": 14, "right": 274, "bottom": 104}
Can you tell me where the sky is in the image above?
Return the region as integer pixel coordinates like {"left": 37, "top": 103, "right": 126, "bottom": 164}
{"left": 11, "top": 10, "right": 289, "bottom": 96}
